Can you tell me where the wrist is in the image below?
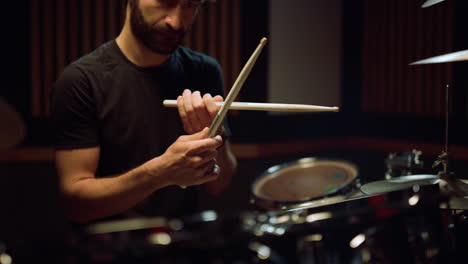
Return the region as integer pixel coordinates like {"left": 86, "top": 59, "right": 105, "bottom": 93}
{"left": 139, "top": 157, "right": 172, "bottom": 189}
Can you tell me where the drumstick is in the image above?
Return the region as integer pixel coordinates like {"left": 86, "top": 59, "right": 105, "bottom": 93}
{"left": 207, "top": 37, "right": 268, "bottom": 138}
{"left": 163, "top": 100, "right": 339, "bottom": 112}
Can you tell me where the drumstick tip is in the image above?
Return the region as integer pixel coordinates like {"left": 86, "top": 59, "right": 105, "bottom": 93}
{"left": 260, "top": 37, "right": 268, "bottom": 45}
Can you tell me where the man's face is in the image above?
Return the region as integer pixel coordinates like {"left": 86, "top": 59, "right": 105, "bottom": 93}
{"left": 129, "top": 0, "right": 201, "bottom": 55}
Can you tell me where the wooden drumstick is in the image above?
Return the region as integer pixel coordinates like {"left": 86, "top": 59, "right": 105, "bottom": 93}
{"left": 163, "top": 100, "right": 339, "bottom": 112}
{"left": 179, "top": 38, "right": 267, "bottom": 189}
{"left": 207, "top": 37, "right": 268, "bottom": 138}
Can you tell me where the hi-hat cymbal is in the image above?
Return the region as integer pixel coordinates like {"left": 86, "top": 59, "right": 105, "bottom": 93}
{"left": 410, "top": 49, "right": 468, "bottom": 65}
{"left": 422, "top": 0, "right": 445, "bottom": 8}
{"left": 360, "top": 174, "right": 440, "bottom": 195}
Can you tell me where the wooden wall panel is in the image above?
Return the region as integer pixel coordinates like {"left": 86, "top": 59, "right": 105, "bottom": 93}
{"left": 362, "top": 0, "right": 453, "bottom": 117}
{"left": 29, "top": 0, "right": 241, "bottom": 117}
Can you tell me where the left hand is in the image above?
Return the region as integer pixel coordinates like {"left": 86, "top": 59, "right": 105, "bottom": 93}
{"left": 176, "top": 89, "right": 224, "bottom": 134}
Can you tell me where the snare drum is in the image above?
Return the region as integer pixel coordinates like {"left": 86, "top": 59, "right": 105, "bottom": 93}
{"left": 251, "top": 158, "right": 360, "bottom": 210}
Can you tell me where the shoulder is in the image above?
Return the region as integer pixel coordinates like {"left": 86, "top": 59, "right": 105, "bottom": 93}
{"left": 55, "top": 41, "right": 122, "bottom": 91}
{"left": 54, "top": 63, "right": 89, "bottom": 94}
{"left": 61, "top": 41, "right": 121, "bottom": 80}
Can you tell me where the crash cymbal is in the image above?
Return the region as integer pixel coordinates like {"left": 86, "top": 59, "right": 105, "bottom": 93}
{"left": 422, "top": 0, "right": 445, "bottom": 8}
{"left": 0, "top": 97, "right": 25, "bottom": 150}
{"left": 410, "top": 49, "right": 468, "bottom": 65}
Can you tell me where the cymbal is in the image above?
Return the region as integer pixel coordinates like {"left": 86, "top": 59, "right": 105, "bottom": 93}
{"left": 0, "top": 97, "right": 25, "bottom": 150}
{"left": 410, "top": 49, "right": 468, "bottom": 65}
{"left": 422, "top": 0, "right": 445, "bottom": 8}
{"left": 360, "top": 174, "right": 440, "bottom": 195}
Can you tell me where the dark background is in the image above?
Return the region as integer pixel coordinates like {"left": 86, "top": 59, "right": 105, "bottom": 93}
{"left": 1, "top": 0, "right": 468, "bottom": 262}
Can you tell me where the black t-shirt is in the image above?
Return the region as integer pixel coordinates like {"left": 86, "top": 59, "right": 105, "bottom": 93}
{"left": 51, "top": 40, "right": 226, "bottom": 219}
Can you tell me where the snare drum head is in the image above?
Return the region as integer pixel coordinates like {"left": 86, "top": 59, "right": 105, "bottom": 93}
{"left": 252, "top": 158, "right": 358, "bottom": 203}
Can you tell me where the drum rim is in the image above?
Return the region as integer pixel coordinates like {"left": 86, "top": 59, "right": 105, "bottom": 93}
{"left": 251, "top": 157, "right": 359, "bottom": 207}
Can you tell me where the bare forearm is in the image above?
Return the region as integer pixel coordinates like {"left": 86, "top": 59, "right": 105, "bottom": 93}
{"left": 62, "top": 160, "right": 169, "bottom": 223}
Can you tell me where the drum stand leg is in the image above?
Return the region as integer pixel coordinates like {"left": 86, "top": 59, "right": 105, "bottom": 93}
{"left": 431, "top": 84, "right": 467, "bottom": 198}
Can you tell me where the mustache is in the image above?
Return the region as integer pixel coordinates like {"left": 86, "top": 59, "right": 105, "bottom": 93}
{"left": 152, "top": 23, "right": 185, "bottom": 36}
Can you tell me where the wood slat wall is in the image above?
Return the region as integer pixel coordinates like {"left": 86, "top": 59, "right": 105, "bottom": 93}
{"left": 362, "top": 0, "right": 453, "bottom": 117}
{"left": 29, "top": 0, "right": 241, "bottom": 117}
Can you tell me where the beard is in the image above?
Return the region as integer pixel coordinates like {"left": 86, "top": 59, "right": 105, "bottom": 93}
{"left": 129, "top": 0, "right": 187, "bottom": 55}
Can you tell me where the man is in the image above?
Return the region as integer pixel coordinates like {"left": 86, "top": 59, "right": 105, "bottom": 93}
{"left": 51, "top": 0, "right": 237, "bottom": 223}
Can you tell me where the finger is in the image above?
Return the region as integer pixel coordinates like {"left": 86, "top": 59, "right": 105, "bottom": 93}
{"left": 203, "top": 93, "right": 221, "bottom": 119}
{"left": 176, "top": 95, "right": 191, "bottom": 133}
{"left": 182, "top": 89, "right": 200, "bottom": 134}
{"left": 213, "top": 95, "right": 224, "bottom": 102}
{"left": 192, "top": 91, "right": 211, "bottom": 130}
{"left": 192, "top": 164, "right": 220, "bottom": 185}
{"left": 186, "top": 135, "right": 223, "bottom": 156}
{"left": 193, "top": 151, "right": 218, "bottom": 168}
{"left": 199, "top": 159, "right": 216, "bottom": 172}
{"left": 204, "top": 163, "right": 220, "bottom": 176}
{"left": 199, "top": 164, "right": 221, "bottom": 183}
{"left": 180, "top": 127, "right": 209, "bottom": 142}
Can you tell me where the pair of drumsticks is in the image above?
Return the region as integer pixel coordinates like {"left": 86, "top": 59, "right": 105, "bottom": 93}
{"left": 163, "top": 37, "right": 340, "bottom": 138}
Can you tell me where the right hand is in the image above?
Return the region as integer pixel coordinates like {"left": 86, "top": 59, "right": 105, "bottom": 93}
{"left": 144, "top": 127, "right": 223, "bottom": 187}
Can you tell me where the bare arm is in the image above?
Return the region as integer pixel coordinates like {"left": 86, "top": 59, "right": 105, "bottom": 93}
{"left": 55, "top": 147, "right": 166, "bottom": 223}
{"left": 56, "top": 128, "right": 222, "bottom": 223}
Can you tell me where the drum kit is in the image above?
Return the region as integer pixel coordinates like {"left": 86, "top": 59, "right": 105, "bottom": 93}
{"left": 78, "top": 44, "right": 468, "bottom": 263}
{"left": 80, "top": 153, "right": 467, "bottom": 263}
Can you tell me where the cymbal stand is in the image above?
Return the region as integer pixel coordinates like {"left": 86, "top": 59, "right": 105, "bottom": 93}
{"left": 432, "top": 84, "right": 467, "bottom": 197}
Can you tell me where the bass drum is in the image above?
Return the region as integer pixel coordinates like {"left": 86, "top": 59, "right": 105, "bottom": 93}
{"left": 251, "top": 157, "right": 360, "bottom": 210}
{"left": 78, "top": 210, "right": 286, "bottom": 264}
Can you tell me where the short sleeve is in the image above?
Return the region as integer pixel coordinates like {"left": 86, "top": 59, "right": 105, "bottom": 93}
{"left": 50, "top": 65, "right": 100, "bottom": 150}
